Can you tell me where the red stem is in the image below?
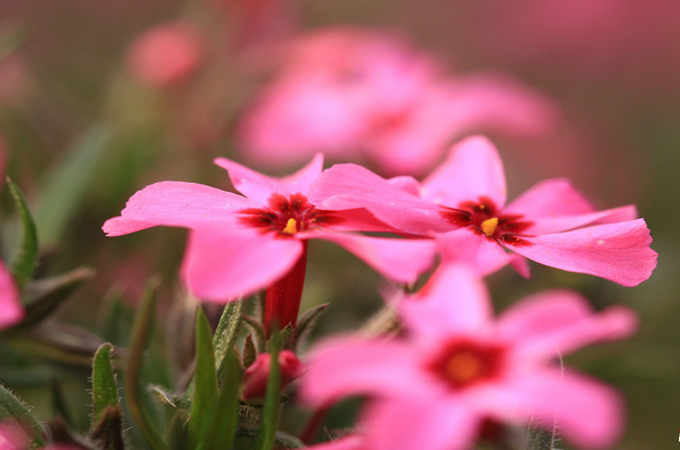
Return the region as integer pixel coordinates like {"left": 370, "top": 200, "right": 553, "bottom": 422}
{"left": 264, "top": 240, "right": 308, "bottom": 337}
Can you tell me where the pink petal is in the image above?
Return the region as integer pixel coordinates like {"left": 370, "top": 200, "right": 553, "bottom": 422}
{"left": 421, "top": 136, "right": 507, "bottom": 209}
{"left": 326, "top": 208, "right": 400, "bottom": 234}
{"left": 103, "top": 182, "right": 255, "bottom": 236}
{"left": 437, "top": 229, "right": 513, "bottom": 277}
{"left": 363, "top": 398, "right": 479, "bottom": 450}
{"left": 214, "top": 154, "right": 324, "bottom": 204}
{"left": 0, "top": 261, "right": 22, "bottom": 329}
{"left": 478, "top": 370, "right": 624, "bottom": 449}
{"left": 308, "top": 164, "right": 446, "bottom": 235}
{"left": 503, "top": 178, "right": 595, "bottom": 218}
{"left": 497, "top": 290, "right": 638, "bottom": 359}
{"left": 180, "top": 228, "right": 303, "bottom": 301}
{"left": 386, "top": 175, "right": 422, "bottom": 196}
{"left": 518, "top": 205, "right": 639, "bottom": 235}
{"left": 307, "top": 231, "right": 435, "bottom": 284}
{"left": 301, "top": 338, "right": 430, "bottom": 407}
{"left": 506, "top": 219, "right": 657, "bottom": 286}
{"left": 401, "top": 264, "right": 493, "bottom": 341}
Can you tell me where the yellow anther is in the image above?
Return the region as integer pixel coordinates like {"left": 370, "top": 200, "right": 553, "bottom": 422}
{"left": 445, "top": 351, "right": 483, "bottom": 385}
{"left": 480, "top": 218, "right": 499, "bottom": 237}
{"left": 282, "top": 218, "right": 298, "bottom": 234}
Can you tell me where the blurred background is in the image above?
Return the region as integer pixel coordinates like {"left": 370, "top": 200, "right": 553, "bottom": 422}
{"left": 0, "top": 0, "right": 677, "bottom": 448}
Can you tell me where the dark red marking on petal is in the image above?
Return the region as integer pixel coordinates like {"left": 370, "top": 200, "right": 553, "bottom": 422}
{"left": 440, "top": 196, "right": 533, "bottom": 246}
{"left": 426, "top": 338, "right": 507, "bottom": 391}
{"left": 238, "top": 193, "right": 343, "bottom": 236}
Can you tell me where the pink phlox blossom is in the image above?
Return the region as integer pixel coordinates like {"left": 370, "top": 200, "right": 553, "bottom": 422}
{"left": 237, "top": 27, "right": 558, "bottom": 176}
{"left": 301, "top": 265, "right": 637, "bottom": 450}
{"left": 0, "top": 259, "right": 22, "bottom": 330}
{"left": 308, "top": 135, "right": 657, "bottom": 286}
{"left": 103, "top": 154, "right": 435, "bottom": 302}
{"left": 127, "top": 22, "right": 205, "bottom": 88}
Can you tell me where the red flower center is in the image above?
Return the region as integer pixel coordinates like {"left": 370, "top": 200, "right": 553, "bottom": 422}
{"left": 238, "top": 193, "right": 342, "bottom": 236}
{"left": 427, "top": 338, "right": 506, "bottom": 390}
{"left": 441, "top": 197, "right": 533, "bottom": 246}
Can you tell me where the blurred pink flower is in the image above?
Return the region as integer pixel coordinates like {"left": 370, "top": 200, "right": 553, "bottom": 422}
{"left": 0, "top": 421, "right": 27, "bottom": 450}
{"left": 127, "top": 22, "right": 205, "bottom": 88}
{"left": 302, "top": 265, "right": 637, "bottom": 450}
{"left": 104, "top": 154, "right": 435, "bottom": 329}
{"left": 241, "top": 350, "right": 303, "bottom": 399}
{"left": 0, "top": 141, "right": 23, "bottom": 330}
{"left": 309, "top": 135, "right": 657, "bottom": 286}
{"left": 237, "top": 27, "right": 558, "bottom": 176}
{"left": 0, "top": 260, "right": 22, "bottom": 330}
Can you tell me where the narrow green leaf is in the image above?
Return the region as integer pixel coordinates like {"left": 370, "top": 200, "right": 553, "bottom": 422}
{"left": 183, "top": 299, "right": 244, "bottom": 402}
{"left": 6, "top": 178, "right": 38, "bottom": 289}
{"left": 125, "top": 278, "right": 166, "bottom": 450}
{"left": 49, "top": 378, "right": 73, "bottom": 427}
{"left": 33, "top": 124, "right": 112, "bottom": 248}
{"left": 91, "top": 406, "right": 125, "bottom": 450}
{"left": 0, "top": 383, "right": 46, "bottom": 447}
{"left": 16, "top": 267, "right": 95, "bottom": 329}
{"left": 242, "top": 315, "right": 267, "bottom": 354}
{"left": 200, "top": 349, "right": 243, "bottom": 450}
{"left": 242, "top": 334, "right": 257, "bottom": 369}
{"left": 293, "top": 303, "right": 329, "bottom": 352}
{"left": 188, "top": 308, "right": 218, "bottom": 449}
{"left": 92, "top": 343, "right": 120, "bottom": 426}
{"left": 166, "top": 409, "right": 190, "bottom": 450}
{"left": 253, "top": 329, "right": 283, "bottom": 450}
{"left": 214, "top": 299, "right": 245, "bottom": 381}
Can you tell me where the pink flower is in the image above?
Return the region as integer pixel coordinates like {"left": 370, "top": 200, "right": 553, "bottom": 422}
{"left": 237, "top": 27, "right": 558, "bottom": 176}
{"left": 0, "top": 260, "right": 22, "bottom": 330}
{"left": 301, "top": 265, "right": 637, "bottom": 450}
{"left": 241, "top": 350, "right": 303, "bottom": 399}
{"left": 127, "top": 23, "right": 205, "bottom": 88}
{"left": 103, "top": 154, "right": 434, "bottom": 330}
{"left": 309, "top": 135, "right": 657, "bottom": 286}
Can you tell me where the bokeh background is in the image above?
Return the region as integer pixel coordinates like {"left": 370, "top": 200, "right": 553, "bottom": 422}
{"left": 0, "top": 1, "right": 678, "bottom": 448}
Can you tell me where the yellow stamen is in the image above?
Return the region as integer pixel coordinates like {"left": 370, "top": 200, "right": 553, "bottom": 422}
{"left": 445, "top": 351, "right": 483, "bottom": 385}
{"left": 480, "top": 218, "right": 499, "bottom": 237}
{"left": 282, "top": 218, "right": 298, "bottom": 234}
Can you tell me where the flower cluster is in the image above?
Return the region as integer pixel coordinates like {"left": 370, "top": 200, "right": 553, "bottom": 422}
{"left": 104, "top": 134, "right": 656, "bottom": 449}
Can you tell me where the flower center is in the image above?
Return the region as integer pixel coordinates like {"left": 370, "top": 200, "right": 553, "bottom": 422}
{"left": 440, "top": 196, "right": 533, "bottom": 246}
{"left": 427, "top": 338, "right": 506, "bottom": 390}
{"left": 238, "top": 193, "right": 342, "bottom": 236}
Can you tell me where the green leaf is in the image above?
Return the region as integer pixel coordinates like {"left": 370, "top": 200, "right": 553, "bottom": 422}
{"left": 6, "top": 178, "right": 38, "bottom": 289}
{"left": 253, "top": 329, "right": 283, "bottom": 450}
{"left": 33, "top": 124, "right": 112, "bottom": 248}
{"left": 92, "top": 343, "right": 120, "bottom": 426}
{"left": 293, "top": 303, "right": 329, "bottom": 352}
{"left": 125, "top": 278, "right": 166, "bottom": 450}
{"left": 166, "top": 409, "right": 189, "bottom": 450}
{"left": 214, "top": 299, "right": 245, "bottom": 381}
{"left": 91, "top": 406, "right": 125, "bottom": 450}
{"left": 0, "top": 383, "right": 46, "bottom": 447}
{"left": 242, "top": 334, "right": 257, "bottom": 369}
{"left": 16, "top": 267, "right": 94, "bottom": 330}
{"left": 183, "top": 298, "right": 244, "bottom": 402}
{"left": 242, "top": 315, "right": 267, "bottom": 354}
{"left": 200, "top": 348, "right": 243, "bottom": 450}
{"left": 188, "top": 308, "right": 218, "bottom": 449}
